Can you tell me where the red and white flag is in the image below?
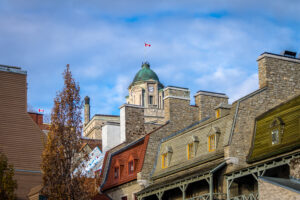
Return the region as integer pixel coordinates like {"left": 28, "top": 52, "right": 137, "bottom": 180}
{"left": 38, "top": 108, "right": 44, "bottom": 113}
{"left": 145, "top": 43, "right": 151, "bottom": 47}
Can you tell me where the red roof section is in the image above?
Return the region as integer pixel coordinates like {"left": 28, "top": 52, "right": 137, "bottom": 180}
{"left": 92, "top": 193, "right": 111, "bottom": 200}
{"left": 101, "top": 135, "right": 150, "bottom": 191}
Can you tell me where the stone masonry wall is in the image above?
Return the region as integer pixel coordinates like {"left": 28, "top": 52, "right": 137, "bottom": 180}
{"left": 258, "top": 179, "right": 300, "bottom": 200}
{"left": 122, "top": 105, "right": 146, "bottom": 143}
{"left": 228, "top": 54, "right": 300, "bottom": 170}
{"left": 290, "top": 157, "right": 300, "bottom": 179}
{"left": 195, "top": 94, "right": 228, "bottom": 120}
{"left": 140, "top": 97, "right": 200, "bottom": 182}
{"left": 106, "top": 180, "right": 143, "bottom": 200}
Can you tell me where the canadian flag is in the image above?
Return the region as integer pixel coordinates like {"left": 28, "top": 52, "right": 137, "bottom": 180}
{"left": 145, "top": 43, "right": 151, "bottom": 47}
{"left": 38, "top": 109, "right": 44, "bottom": 113}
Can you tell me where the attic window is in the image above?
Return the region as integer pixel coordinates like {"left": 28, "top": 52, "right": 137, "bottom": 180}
{"left": 270, "top": 117, "right": 285, "bottom": 145}
{"left": 161, "top": 153, "right": 167, "bottom": 169}
{"left": 208, "top": 134, "right": 216, "bottom": 152}
{"left": 187, "top": 143, "right": 194, "bottom": 160}
{"left": 271, "top": 130, "right": 279, "bottom": 145}
{"left": 216, "top": 109, "right": 220, "bottom": 118}
{"left": 161, "top": 146, "right": 173, "bottom": 169}
{"left": 114, "top": 167, "right": 119, "bottom": 179}
{"left": 128, "top": 160, "right": 134, "bottom": 174}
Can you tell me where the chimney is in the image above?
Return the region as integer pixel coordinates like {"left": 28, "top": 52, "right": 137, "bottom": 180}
{"left": 163, "top": 86, "right": 194, "bottom": 125}
{"left": 120, "top": 104, "right": 145, "bottom": 143}
{"left": 257, "top": 50, "right": 300, "bottom": 89}
{"left": 84, "top": 96, "right": 90, "bottom": 125}
{"left": 194, "top": 91, "right": 228, "bottom": 120}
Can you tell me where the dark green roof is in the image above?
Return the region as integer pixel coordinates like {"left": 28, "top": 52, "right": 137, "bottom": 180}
{"left": 129, "top": 62, "right": 163, "bottom": 89}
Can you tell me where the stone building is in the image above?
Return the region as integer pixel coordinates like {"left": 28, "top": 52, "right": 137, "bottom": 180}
{"left": 83, "top": 62, "right": 166, "bottom": 152}
{"left": 0, "top": 65, "right": 44, "bottom": 200}
{"left": 98, "top": 50, "right": 300, "bottom": 200}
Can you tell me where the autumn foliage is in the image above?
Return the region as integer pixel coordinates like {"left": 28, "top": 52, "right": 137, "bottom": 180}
{"left": 0, "top": 152, "right": 17, "bottom": 200}
{"left": 41, "top": 65, "right": 95, "bottom": 200}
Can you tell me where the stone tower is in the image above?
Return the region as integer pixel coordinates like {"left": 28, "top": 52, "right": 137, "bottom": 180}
{"left": 127, "top": 62, "right": 164, "bottom": 109}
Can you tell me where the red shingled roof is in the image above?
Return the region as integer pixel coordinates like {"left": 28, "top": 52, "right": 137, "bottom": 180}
{"left": 101, "top": 135, "right": 150, "bottom": 191}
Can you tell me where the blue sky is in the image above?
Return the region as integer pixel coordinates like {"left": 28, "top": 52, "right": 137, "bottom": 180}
{"left": 1, "top": 0, "right": 300, "bottom": 118}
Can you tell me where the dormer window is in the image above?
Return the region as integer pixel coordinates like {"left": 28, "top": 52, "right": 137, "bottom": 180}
{"left": 161, "top": 146, "right": 173, "bottom": 169}
{"left": 161, "top": 153, "right": 167, "bottom": 169}
{"left": 187, "top": 143, "right": 194, "bottom": 160}
{"left": 187, "top": 136, "right": 199, "bottom": 160}
{"left": 271, "top": 130, "right": 279, "bottom": 145}
{"left": 128, "top": 160, "right": 134, "bottom": 174}
{"left": 216, "top": 109, "right": 220, "bottom": 118}
{"left": 114, "top": 167, "right": 119, "bottom": 179}
{"left": 208, "top": 134, "right": 216, "bottom": 152}
{"left": 270, "top": 117, "right": 284, "bottom": 145}
{"left": 208, "top": 127, "right": 220, "bottom": 152}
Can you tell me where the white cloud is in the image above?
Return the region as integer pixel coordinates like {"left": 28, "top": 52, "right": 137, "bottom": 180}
{"left": 0, "top": 0, "right": 299, "bottom": 115}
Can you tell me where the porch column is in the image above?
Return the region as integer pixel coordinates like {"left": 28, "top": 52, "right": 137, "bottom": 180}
{"left": 205, "top": 174, "right": 213, "bottom": 200}
{"left": 179, "top": 184, "right": 188, "bottom": 200}
{"left": 156, "top": 191, "right": 164, "bottom": 200}
{"left": 226, "top": 178, "right": 234, "bottom": 200}
{"left": 209, "top": 174, "right": 213, "bottom": 200}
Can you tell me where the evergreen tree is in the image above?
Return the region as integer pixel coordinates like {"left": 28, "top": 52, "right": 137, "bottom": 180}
{"left": 0, "top": 152, "right": 17, "bottom": 200}
{"left": 41, "top": 64, "right": 94, "bottom": 200}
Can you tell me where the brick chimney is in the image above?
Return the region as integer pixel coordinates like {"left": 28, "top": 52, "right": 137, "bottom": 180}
{"left": 194, "top": 91, "right": 228, "bottom": 120}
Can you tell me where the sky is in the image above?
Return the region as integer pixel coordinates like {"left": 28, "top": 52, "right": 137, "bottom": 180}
{"left": 1, "top": 0, "right": 300, "bottom": 118}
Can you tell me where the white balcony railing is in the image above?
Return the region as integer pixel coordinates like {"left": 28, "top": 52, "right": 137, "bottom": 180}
{"left": 230, "top": 193, "right": 259, "bottom": 200}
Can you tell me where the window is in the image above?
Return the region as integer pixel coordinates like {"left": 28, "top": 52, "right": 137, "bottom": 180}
{"left": 271, "top": 129, "right": 279, "bottom": 145}
{"left": 216, "top": 109, "right": 220, "bottom": 118}
{"left": 161, "top": 153, "right": 167, "bottom": 168}
{"left": 128, "top": 160, "right": 134, "bottom": 174}
{"left": 208, "top": 135, "right": 216, "bottom": 152}
{"left": 114, "top": 167, "right": 119, "bottom": 179}
{"left": 121, "top": 196, "right": 127, "bottom": 200}
{"left": 187, "top": 143, "right": 194, "bottom": 160}
{"left": 149, "top": 95, "right": 153, "bottom": 104}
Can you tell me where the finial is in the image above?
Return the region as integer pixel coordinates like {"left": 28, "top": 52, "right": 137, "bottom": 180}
{"left": 142, "top": 62, "right": 150, "bottom": 68}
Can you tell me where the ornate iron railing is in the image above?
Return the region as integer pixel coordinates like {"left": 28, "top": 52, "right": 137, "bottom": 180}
{"left": 187, "top": 193, "right": 227, "bottom": 200}
{"left": 230, "top": 193, "right": 259, "bottom": 200}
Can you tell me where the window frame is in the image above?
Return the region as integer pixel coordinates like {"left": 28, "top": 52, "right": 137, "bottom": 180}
{"left": 128, "top": 160, "right": 134, "bottom": 175}
{"left": 208, "top": 134, "right": 216, "bottom": 152}
{"left": 187, "top": 143, "right": 194, "bottom": 160}
{"left": 216, "top": 109, "right": 221, "bottom": 118}
{"left": 114, "top": 166, "right": 120, "bottom": 179}
{"left": 161, "top": 153, "right": 167, "bottom": 169}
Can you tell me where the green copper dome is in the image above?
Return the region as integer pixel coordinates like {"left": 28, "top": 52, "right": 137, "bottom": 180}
{"left": 129, "top": 62, "right": 164, "bottom": 89}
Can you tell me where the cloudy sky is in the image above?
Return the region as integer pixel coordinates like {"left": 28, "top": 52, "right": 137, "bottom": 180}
{"left": 1, "top": 0, "right": 300, "bottom": 117}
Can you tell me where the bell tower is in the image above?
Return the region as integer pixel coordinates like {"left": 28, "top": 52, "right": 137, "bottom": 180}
{"left": 127, "top": 62, "right": 164, "bottom": 109}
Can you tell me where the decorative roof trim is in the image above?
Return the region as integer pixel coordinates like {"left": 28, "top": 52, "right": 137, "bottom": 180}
{"left": 0, "top": 65, "right": 27, "bottom": 75}
{"left": 194, "top": 91, "right": 228, "bottom": 98}
{"left": 163, "top": 96, "right": 190, "bottom": 101}
{"left": 163, "top": 86, "right": 189, "bottom": 92}
{"left": 257, "top": 52, "right": 300, "bottom": 63}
